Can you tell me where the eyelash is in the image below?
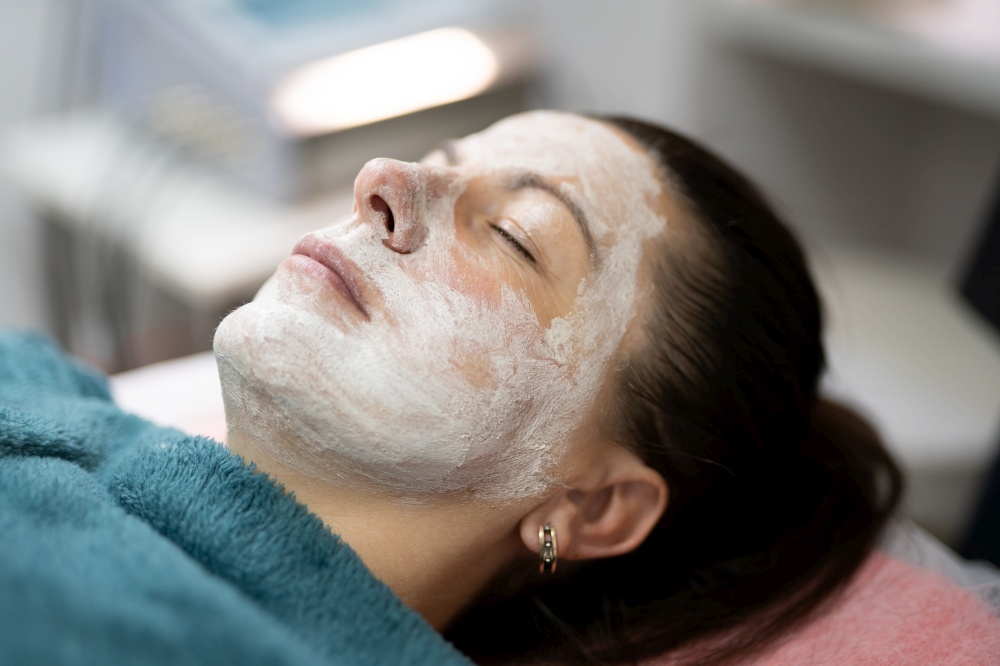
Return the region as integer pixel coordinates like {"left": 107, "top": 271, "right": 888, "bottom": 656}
{"left": 490, "top": 223, "right": 535, "bottom": 263}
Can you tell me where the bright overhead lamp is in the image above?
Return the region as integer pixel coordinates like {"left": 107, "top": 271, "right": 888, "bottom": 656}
{"left": 272, "top": 27, "right": 500, "bottom": 136}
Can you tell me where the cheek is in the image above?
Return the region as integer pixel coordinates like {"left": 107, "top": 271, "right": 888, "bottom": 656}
{"left": 436, "top": 243, "right": 508, "bottom": 309}
{"left": 442, "top": 242, "right": 572, "bottom": 331}
{"left": 447, "top": 339, "right": 503, "bottom": 389}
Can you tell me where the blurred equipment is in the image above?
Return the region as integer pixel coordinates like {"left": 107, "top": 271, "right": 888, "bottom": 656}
{"left": 0, "top": 0, "right": 540, "bottom": 371}
{"left": 960, "top": 172, "right": 1000, "bottom": 337}
{"left": 3, "top": 111, "right": 372, "bottom": 371}
{"left": 93, "top": 0, "right": 538, "bottom": 200}
{"left": 958, "top": 169, "right": 1000, "bottom": 566}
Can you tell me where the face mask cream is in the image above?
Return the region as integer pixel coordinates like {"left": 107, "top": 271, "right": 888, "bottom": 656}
{"left": 214, "top": 111, "right": 667, "bottom": 501}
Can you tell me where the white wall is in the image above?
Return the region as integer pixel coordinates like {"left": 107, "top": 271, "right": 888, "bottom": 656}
{"left": 521, "top": 0, "right": 704, "bottom": 136}
{"left": 699, "top": 42, "right": 1000, "bottom": 268}
{"left": 0, "top": 0, "right": 64, "bottom": 331}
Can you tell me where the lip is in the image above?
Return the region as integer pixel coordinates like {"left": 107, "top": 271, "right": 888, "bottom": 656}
{"left": 289, "top": 234, "right": 370, "bottom": 318}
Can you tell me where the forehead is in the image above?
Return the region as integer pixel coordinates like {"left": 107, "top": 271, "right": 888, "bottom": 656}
{"left": 458, "top": 111, "right": 666, "bottom": 240}
{"left": 459, "top": 111, "right": 645, "bottom": 178}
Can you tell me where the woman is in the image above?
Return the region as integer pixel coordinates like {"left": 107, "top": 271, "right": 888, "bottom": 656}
{"left": 1, "top": 111, "right": 996, "bottom": 665}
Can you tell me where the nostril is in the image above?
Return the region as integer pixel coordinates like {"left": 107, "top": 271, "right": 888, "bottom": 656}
{"left": 369, "top": 194, "right": 394, "bottom": 234}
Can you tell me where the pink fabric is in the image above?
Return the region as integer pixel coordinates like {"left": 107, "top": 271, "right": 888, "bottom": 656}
{"left": 752, "top": 552, "right": 1000, "bottom": 664}
{"left": 649, "top": 552, "right": 1000, "bottom": 665}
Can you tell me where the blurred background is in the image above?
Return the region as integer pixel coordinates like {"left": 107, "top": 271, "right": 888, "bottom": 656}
{"left": 1, "top": 0, "right": 999, "bottom": 553}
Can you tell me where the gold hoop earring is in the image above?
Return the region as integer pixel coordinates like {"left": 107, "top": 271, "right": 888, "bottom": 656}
{"left": 539, "top": 524, "right": 557, "bottom": 574}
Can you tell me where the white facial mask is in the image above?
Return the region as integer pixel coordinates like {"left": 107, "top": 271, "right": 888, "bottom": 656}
{"left": 214, "top": 111, "right": 667, "bottom": 501}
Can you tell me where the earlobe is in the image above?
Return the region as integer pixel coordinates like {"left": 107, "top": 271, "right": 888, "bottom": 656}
{"left": 519, "top": 449, "right": 668, "bottom": 563}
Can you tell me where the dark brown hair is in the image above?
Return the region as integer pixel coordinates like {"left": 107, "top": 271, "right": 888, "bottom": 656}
{"left": 446, "top": 116, "right": 902, "bottom": 665}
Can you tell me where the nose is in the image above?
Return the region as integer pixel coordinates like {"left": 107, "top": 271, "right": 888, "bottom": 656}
{"left": 353, "top": 158, "right": 453, "bottom": 254}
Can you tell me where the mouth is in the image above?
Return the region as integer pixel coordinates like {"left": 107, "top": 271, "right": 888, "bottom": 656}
{"left": 290, "top": 235, "right": 370, "bottom": 319}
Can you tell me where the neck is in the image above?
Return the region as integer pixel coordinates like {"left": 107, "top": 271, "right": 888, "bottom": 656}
{"left": 226, "top": 428, "right": 528, "bottom": 629}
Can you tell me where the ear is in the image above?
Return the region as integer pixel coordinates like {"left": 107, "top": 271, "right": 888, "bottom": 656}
{"left": 519, "top": 446, "right": 668, "bottom": 562}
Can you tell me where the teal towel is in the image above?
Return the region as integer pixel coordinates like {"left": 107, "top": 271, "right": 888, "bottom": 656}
{"left": 0, "top": 331, "right": 470, "bottom": 665}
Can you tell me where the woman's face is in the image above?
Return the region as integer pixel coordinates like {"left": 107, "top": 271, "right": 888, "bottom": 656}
{"left": 214, "top": 111, "right": 668, "bottom": 500}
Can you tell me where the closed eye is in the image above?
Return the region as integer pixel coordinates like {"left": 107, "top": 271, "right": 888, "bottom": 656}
{"left": 490, "top": 223, "right": 535, "bottom": 263}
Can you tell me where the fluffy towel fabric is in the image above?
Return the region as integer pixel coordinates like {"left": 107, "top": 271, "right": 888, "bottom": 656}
{"left": 747, "top": 551, "right": 1000, "bottom": 665}
{"left": 647, "top": 519, "right": 1000, "bottom": 662}
{"left": 649, "top": 546, "right": 1000, "bottom": 665}
{"left": 0, "top": 331, "right": 471, "bottom": 666}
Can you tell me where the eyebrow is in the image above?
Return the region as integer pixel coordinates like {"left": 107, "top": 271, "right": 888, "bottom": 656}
{"left": 436, "top": 139, "right": 598, "bottom": 265}
{"left": 508, "top": 172, "right": 597, "bottom": 265}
